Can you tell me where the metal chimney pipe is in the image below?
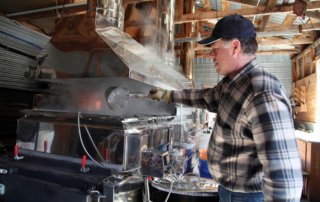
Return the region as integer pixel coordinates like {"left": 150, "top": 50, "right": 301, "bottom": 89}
{"left": 96, "top": 0, "right": 124, "bottom": 30}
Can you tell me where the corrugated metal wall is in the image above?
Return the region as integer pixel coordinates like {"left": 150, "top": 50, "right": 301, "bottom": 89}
{"left": 0, "top": 16, "right": 50, "bottom": 91}
{"left": 194, "top": 54, "right": 292, "bottom": 97}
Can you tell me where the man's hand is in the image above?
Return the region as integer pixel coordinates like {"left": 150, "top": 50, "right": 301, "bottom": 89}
{"left": 148, "top": 87, "right": 172, "bottom": 103}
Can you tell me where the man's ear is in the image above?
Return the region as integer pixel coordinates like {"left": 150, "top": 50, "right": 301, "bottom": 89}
{"left": 231, "top": 39, "right": 241, "bottom": 55}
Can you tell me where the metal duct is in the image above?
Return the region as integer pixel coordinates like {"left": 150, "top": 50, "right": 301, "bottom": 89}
{"left": 29, "top": 0, "right": 188, "bottom": 90}
{"left": 95, "top": 0, "right": 186, "bottom": 90}
{"left": 96, "top": 0, "right": 124, "bottom": 30}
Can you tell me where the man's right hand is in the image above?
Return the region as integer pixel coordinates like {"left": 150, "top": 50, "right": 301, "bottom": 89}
{"left": 148, "top": 87, "right": 172, "bottom": 103}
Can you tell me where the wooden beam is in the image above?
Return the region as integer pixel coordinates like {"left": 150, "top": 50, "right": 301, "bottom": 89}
{"left": 304, "top": 21, "right": 320, "bottom": 32}
{"left": 185, "top": 0, "right": 193, "bottom": 37}
{"left": 196, "top": 7, "right": 213, "bottom": 12}
{"left": 176, "top": 0, "right": 184, "bottom": 35}
{"left": 266, "top": 22, "right": 320, "bottom": 32}
{"left": 257, "top": 0, "right": 277, "bottom": 31}
{"left": 305, "top": 11, "right": 320, "bottom": 19}
{"left": 175, "top": 21, "right": 320, "bottom": 42}
{"left": 282, "top": 14, "right": 297, "bottom": 26}
{"left": 186, "top": 33, "right": 312, "bottom": 48}
{"left": 7, "top": 1, "right": 156, "bottom": 21}
{"left": 8, "top": 5, "right": 87, "bottom": 21}
{"left": 257, "top": 34, "right": 313, "bottom": 46}
{"left": 202, "top": 0, "right": 211, "bottom": 9}
{"left": 221, "top": 0, "right": 229, "bottom": 11}
{"left": 124, "top": 3, "right": 134, "bottom": 22}
{"left": 124, "top": 19, "right": 156, "bottom": 27}
{"left": 175, "top": 1, "right": 320, "bottom": 24}
{"left": 257, "top": 49, "right": 300, "bottom": 55}
{"left": 193, "top": 49, "right": 300, "bottom": 57}
{"left": 225, "top": 0, "right": 257, "bottom": 7}
{"left": 123, "top": 0, "right": 155, "bottom": 5}
{"left": 18, "top": 21, "right": 47, "bottom": 35}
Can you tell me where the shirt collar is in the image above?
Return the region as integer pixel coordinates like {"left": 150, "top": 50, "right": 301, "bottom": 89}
{"left": 222, "top": 58, "right": 258, "bottom": 88}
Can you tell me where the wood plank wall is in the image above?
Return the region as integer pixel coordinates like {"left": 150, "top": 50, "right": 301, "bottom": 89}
{"left": 292, "top": 39, "right": 320, "bottom": 123}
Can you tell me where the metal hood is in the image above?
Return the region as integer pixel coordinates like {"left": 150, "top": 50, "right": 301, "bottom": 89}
{"left": 24, "top": 0, "right": 188, "bottom": 117}
{"left": 29, "top": 0, "right": 188, "bottom": 91}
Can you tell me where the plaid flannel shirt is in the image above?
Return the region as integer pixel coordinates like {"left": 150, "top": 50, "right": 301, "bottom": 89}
{"left": 172, "top": 59, "right": 303, "bottom": 201}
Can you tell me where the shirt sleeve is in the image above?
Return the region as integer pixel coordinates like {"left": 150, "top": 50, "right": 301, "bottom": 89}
{"left": 171, "top": 84, "right": 222, "bottom": 113}
{"left": 245, "top": 91, "right": 303, "bottom": 202}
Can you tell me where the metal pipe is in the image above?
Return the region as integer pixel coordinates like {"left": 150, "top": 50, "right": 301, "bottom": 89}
{"left": 96, "top": 0, "right": 124, "bottom": 30}
{"left": 6, "top": 2, "right": 87, "bottom": 17}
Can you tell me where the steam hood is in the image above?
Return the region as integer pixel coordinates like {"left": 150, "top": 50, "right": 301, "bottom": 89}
{"left": 31, "top": 0, "right": 189, "bottom": 91}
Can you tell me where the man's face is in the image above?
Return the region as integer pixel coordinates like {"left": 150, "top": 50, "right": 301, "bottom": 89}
{"left": 209, "top": 39, "right": 235, "bottom": 76}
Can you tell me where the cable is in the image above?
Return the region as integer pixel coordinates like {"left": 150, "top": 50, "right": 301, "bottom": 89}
{"left": 77, "top": 112, "right": 106, "bottom": 169}
{"left": 84, "top": 126, "right": 105, "bottom": 162}
{"left": 144, "top": 177, "right": 153, "bottom": 202}
{"left": 164, "top": 179, "right": 173, "bottom": 202}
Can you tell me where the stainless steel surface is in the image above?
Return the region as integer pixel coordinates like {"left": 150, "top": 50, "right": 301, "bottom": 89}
{"left": 95, "top": 26, "right": 187, "bottom": 90}
{"left": 17, "top": 117, "right": 176, "bottom": 172}
{"left": 151, "top": 175, "right": 218, "bottom": 196}
{"left": 103, "top": 175, "right": 144, "bottom": 202}
{"left": 94, "top": 0, "right": 187, "bottom": 90}
{"left": 141, "top": 150, "right": 170, "bottom": 178}
{"left": 33, "top": 78, "right": 176, "bottom": 118}
{"left": 105, "top": 86, "right": 149, "bottom": 111}
{"left": 96, "top": 0, "right": 124, "bottom": 31}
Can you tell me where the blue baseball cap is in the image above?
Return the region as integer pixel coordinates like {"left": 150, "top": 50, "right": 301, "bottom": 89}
{"left": 198, "top": 14, "right": 256, "bottom": 46}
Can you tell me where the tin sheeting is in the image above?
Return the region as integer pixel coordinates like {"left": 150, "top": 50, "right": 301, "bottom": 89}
{"left": 0, "top": 48, "right": 40, "bottom": 91}
{"left": 0, "top": 16, "right": 50, "bottom": 57}
{"left": 0, "top": 16, "right": 50, "bottom": 91}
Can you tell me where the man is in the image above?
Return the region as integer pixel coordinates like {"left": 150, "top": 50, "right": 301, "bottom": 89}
{"left": 149, "top": 14, "right": 303, "bottom": 201}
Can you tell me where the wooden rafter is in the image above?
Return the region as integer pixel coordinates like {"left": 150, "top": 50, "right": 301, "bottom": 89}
{"left": 125, "top": 19, "right": 155, "bottom": 27}
{"left": 175, "top": 21, "right": 320, "bottom": 41}
{"left": 202, "top": 0, "right": 211, "bottom": 9}
{"left": 124, "top": 3, "right": 134, "bottom": 22}
{"left": 257, "top": 0, "right": 277, "bottom": 31}
{"left": 305, "top": 11, "right": 320, "bottom": 19}
{"left": 184, "top": 33, "right": 313, "bottom": 48}
{"left": 282, "top": 14, "right": 297, "bottom": 26}
{"left": 257, "top": 34, "right": 313, "bottom": 46}
{"left": 192, "top": 49, "right": 300, "bottom": 57}
{"left": 221, "top": 0, "right": 229, "bottom": 11}
{"left": 225, "top": 0, "right": 257, "bottom": 7}
{"left": 175, "top": 1, "right": 320, "bottom": 24}
{"left": 8, "top": 4, "right": 87, "bottom": 21}
{"left": 123, "top": 0, "right": 155, "bottom": 5}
